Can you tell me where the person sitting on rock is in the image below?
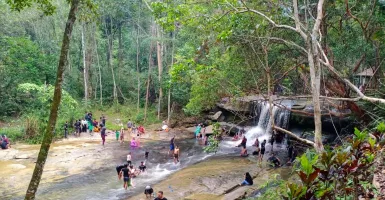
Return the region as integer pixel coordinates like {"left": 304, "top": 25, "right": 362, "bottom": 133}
{"left": 240, "top": 172, "right": 253, "bottom": 186}
{"left": 267, "top": 153, "right": 281, "bottom": 168}
{"left": 1, "top": 135, "right": 10, "bottom": 149}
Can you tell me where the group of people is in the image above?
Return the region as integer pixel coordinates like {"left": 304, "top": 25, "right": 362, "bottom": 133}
{"left": 168, "top": 135, "right": 180, "bottom": 164}
{"left": 116, "top": 161, "right": 167, "bottom": 199}
{"left": 69, "top": 112, "right": 107, "bottom": 138}
{"left": 0, "top": 134, "right": 10, "bottom": 149}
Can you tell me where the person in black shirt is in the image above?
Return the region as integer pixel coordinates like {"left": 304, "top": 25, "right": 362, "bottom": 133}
{"left": 119, "top": 165, "right": 131, "bottom": 190}
{"left": 64, "top": 121, "right": 68, "bottom": 138}
{"left": 240, "top": 172, "right": 253, "bottom": 185}
{"left": 144, "top": 185, "right": 154, "bottom": 198}
{"left": 154, "top": 191, "right": 167, "bottom": 200}
{"left": 270, "top": 133, "right": 275, "bottom": 151}
{"left": 267, "top": 153, "right": 281, "bottom": 168}
{"left": 116, "top": 164, "right": 127, "bottom": 179}
{"left": 101, "top": 114, "right": 106, "bottom": 126}
{"left": 145, "top": 151, "right": 149, "bottom": 159}
{"left": 260, "top": 139, "right": 266, "bottom": 159}
{"left": 138, "top": 161, "right": 146, "bottom": 175}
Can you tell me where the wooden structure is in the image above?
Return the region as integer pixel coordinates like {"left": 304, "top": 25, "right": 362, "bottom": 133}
{"left": 354, "top": 68, "right": 376, "bottom": 88}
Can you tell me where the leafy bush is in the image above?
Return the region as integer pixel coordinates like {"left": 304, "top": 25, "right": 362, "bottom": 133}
{"left": 283, "top": 126, "right": 383, "bottom": 199}
{"left": 0, "top": 126, "right": 24, "bottom": 142}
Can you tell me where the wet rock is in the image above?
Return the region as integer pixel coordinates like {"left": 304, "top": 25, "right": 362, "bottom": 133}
{"left": 8, "top": 164, "right": 26, "bottom": 169}
{"left": 14, "top": 154, "right": 29, "bottom": 159}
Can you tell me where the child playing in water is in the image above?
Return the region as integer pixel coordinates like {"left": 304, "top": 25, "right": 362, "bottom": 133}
{"left": 174, "top": 146, "right": 180, "bottom": 164}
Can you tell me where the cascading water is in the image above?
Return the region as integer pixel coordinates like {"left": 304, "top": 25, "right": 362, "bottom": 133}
{"left": 245, "top": 101, "right": 291, "bottom": 146}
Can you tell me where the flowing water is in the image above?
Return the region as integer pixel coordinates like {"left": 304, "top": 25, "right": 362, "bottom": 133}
{"left": 246, "top": 101, "right": 291, "bottom": 146}
{"left": 1, "top": 102, "right": 295, "bottom": 200}
{"left": 32, "top": 139, "right": 209, "bottom": 200}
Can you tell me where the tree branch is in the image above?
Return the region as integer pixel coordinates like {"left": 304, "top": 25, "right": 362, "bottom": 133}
{"left": 320, "top": 59, "right": 385, "bottom": 104}
{"left": 236, "top": 8, "right": 301, "bottom": 35}
{"left": 293, "top": 0, "right": 308, "bottom": 40}
{"left": 274, "top": 126, "right": 315, "bottom": 146}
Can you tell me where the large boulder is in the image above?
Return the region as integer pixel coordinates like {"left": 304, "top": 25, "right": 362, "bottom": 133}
{"left": 208, "top": 111, "right": 222, "bottom": 121}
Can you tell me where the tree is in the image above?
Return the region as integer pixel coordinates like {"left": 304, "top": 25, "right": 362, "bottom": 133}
{"left": 19, "top": 0, "right": 82, "bottom": 199}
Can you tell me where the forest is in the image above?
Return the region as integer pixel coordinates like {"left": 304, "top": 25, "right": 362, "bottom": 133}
{"left": 1, "top": 0, "right": 385, "bottom": 199}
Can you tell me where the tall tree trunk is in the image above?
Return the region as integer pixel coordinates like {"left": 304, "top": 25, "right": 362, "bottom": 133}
{"left": 93, "top": 23, "right": 102, "bottom": 106}
{"left": 24, "top": 0, "right": 80, "bottom": 199}
{"left": 145, "top": 23, "right": 155, "bottom": 121}
{"left": 105, "top": 17, "right": 118, "bottom": 104}
{"left": 167, "top": 31, "right": 175, "bottom": 125}
{"left": 136, "top": 2, "right": 141, "bottom": 113}
{"left": 156, "top": 26, "right": 163, "bottom": 119}
{"left": 81, "top": 22, "right": 88, "bottom": 103}
{"left": 306, "top": 0, "right": 325, "bottom": 152}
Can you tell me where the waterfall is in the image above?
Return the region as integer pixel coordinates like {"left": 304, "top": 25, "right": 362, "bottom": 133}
{"left": 245, "top": 101, "right": 291, "bottom": 146}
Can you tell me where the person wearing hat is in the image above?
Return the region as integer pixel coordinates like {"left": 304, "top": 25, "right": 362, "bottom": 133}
{"left": 144, "top": 185, "right": 154, "bottom": 198}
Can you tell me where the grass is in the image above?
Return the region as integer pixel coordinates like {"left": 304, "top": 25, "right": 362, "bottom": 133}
{"left": 91, "top": 103, "right": 162, "bottom": 130}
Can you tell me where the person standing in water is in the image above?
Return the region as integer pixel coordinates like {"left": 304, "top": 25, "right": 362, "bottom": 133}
{"left": 260, "top": 139, "right": 266, "bottom": 160}
{"left": 253, "top": 138, "right": 259, "bottom": 147}
{"left": 116, "top": 164, "right": 127, "bottom": 179}
{"left": 119, "top": 165, "right": 131, "bottom": 190}
{"left": 174, "top": 145, "right": 180, "bottom": 164}
{"left": 237, "top": 136, "right": 247, "bottom": 156}
{"left": 120, "top": 125, "right": 125, "bottom": 144}
{"left": 270, "top": 133, "right": 275, "bottom": 152}
{"left": 145, "top": 151, "right": 149, "bottom": 159}
{"left": 127, "top": 152, "right": 132, "bottom": 166}
{"left": 168, "top": 135, "right": 175, "bottom": 155}
{"left": 100, "top": 124, "right": 106, "bottom": 146}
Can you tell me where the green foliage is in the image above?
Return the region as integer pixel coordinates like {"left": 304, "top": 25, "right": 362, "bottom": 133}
{"left": 6, "top": 0, "right": 56, "bottom": 15}
{"left": 283, "top": 125, "right": 383, "bottom": 199}
{"left": 204, "top": 122, "right": 221, "bottom": 153}
{"left": 17, "top": 83, "right": 78, "bottom": 116}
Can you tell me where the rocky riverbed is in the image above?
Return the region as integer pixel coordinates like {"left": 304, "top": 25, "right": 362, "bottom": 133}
{"left": 0, "top": 126, "right": 292, "bottom": 200}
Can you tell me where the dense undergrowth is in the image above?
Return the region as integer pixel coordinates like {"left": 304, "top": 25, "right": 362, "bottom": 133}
{"left": 250, "top": 123, "right": 385, "bottom": 200}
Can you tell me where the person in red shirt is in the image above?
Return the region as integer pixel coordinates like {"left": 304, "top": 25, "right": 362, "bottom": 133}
{"left": 138, "top": 125, "right": 145, "bottom": 135}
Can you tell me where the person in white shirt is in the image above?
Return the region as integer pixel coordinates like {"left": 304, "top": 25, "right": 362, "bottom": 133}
{"left": 127, "top": 152, "right": 132, "bottom": 166}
